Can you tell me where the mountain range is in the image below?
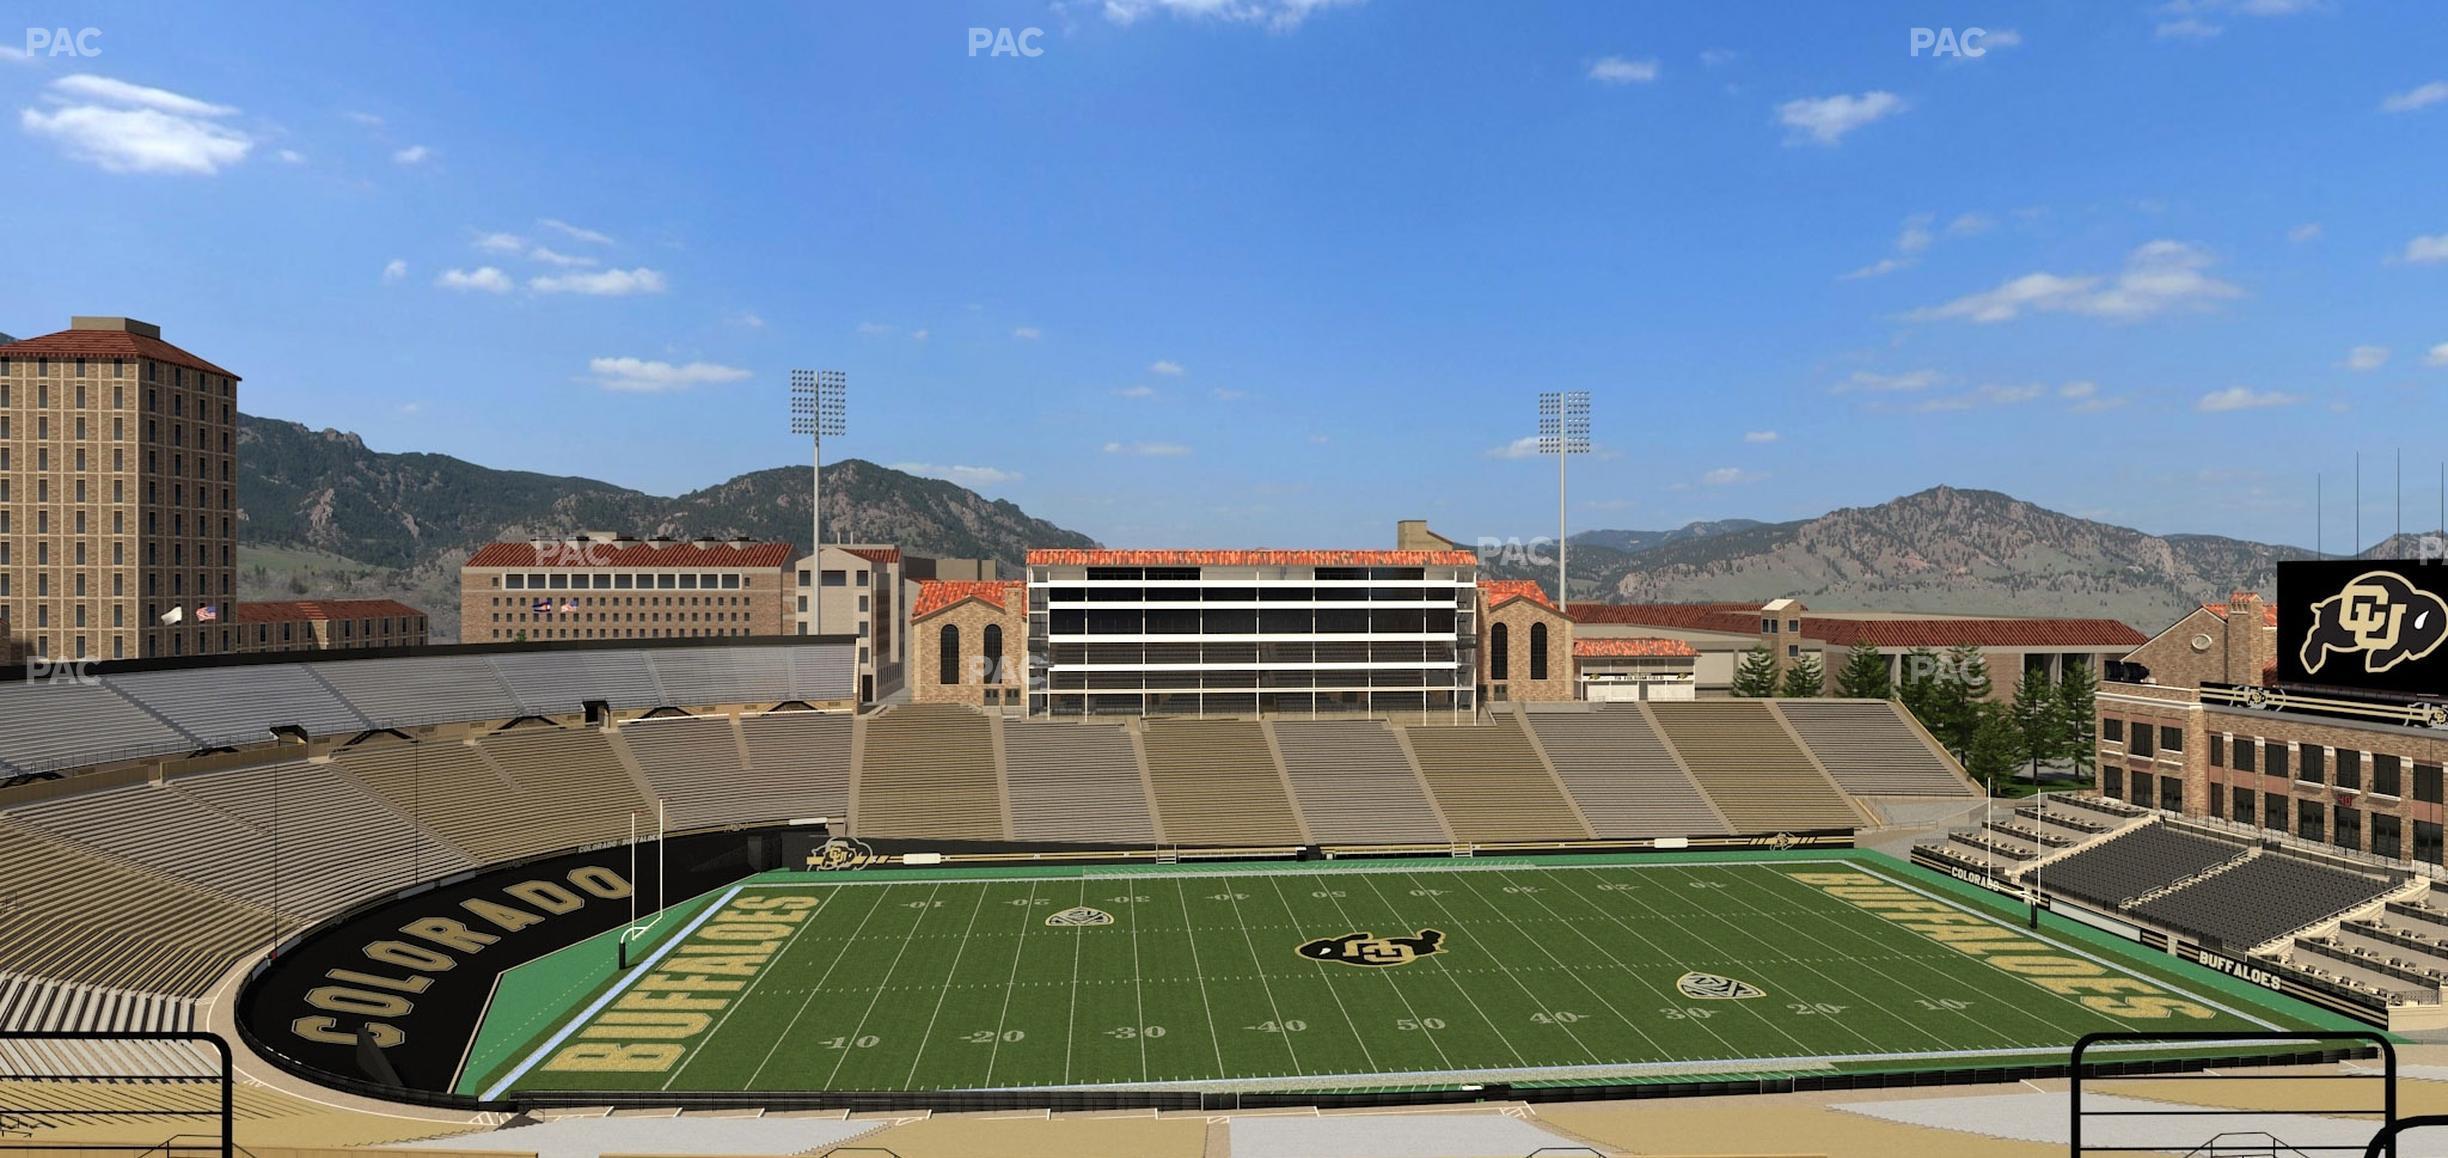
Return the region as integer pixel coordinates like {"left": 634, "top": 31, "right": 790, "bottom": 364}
{"left": 236, "top": 413, "right": 2407, "bottom": 644}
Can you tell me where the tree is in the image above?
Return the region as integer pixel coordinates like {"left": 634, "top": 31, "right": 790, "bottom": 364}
{"left": 1898, "top": 647, "right": 1947, "bottom": 740}
{"left": 1834, "top": 641, "right": 1893, "bottom": 700}
{"left": 1965, "top": 703, "right": 2024, "bottom": 790}
{"left": 1779, "top": 652, "right": 1826, "bottom": 698}
{"left": 1731, "top": 644, "right": 1780, "bottom": 698}
{"left": 1925, "top": 645, "right": 1994, "bottom": 758}
{"left": 2055, "top": 658, "right": 2101, "bottom": 781}
{"left": 2009, "top": 666, "right": 2063, "bottom": 782}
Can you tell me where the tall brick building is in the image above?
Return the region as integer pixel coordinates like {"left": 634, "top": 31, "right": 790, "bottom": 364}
{"left": 0, "top": 317, "right": 240, "bottom": 661}
{"left": 458, "top": 533, "right": 795, "bottom": 643}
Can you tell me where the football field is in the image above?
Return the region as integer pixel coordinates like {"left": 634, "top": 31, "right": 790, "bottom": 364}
{"left": 475, "top": 854, "right": 2334, "bottom": 1098}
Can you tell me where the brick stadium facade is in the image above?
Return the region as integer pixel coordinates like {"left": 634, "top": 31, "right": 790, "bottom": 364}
{"left": 459, "top": 534, "right": 794, "bottom": 643}
{"left": 234, "top": 598, "right": 429, "bottom": 653}
{"left": 907, "top": 579, "right": 1029, "bottom": 708}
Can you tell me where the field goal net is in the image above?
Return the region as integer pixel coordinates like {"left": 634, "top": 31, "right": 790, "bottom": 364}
{"left": 0, "top": 1031, "right": 233, "bottom": 1158}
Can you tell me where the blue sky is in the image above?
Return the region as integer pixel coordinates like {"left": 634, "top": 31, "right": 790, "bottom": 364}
{"left": 3, "top": 0, "right": 2445, "bottom": 552}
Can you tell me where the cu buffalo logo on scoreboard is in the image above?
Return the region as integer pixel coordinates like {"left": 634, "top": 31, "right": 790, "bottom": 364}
{"left": 2300, "top": 570, "right": 2448, "bottom": 676}
{"left": 1295, "top": 928, "right": 1446, "bottom": 968}
{"left": 1676, "top": 971, "right": 1767, "bottom": 1001}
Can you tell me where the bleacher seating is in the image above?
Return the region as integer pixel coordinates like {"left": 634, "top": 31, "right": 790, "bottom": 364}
{"left": 0, "top": 683, "right": 192, "bottom": 773}
{"left": 1772, "top": 700, "right": 1976, "bottom": 796}
{"left": 476, "top": 725, "right": 654, "bottom": 854}
{"left": 736, "top": 711, "right": 854, "bottom": 823}
{"left": 328, "top": 736, "right": 513, "bottom": 863}
{"left": 1646, "top": 701, "right": 1867, "bottom": 834}
{"left": 787, "top": 646, "right": 856, "bottom": 703}
{"left": 104, "top": 667, "right": 367, "bottom": 749}
{"left": 0, "top": 816, "right": 268, "bottom": 1002}
{"left": 1003, "top": 722, "right": 1158, "bottom": 845}
{"left": 489, "top": 649, "right": 663, "bottom": 716}
{"left": 2038, "top": 823, "right": 2250, "bottom": 910}
{"left": 1140, "top": 719, "right": 1305, "bottom": 846}
{"left": 650, "top": 646, "right": 793, "bottom": 706}
{"left": 2130, "top": 853, "right": 2396, "bottom": 949}
{"left": 310, "top": 655, "right": 519, "bottom": 730}
{"left": 1272, "top": 720, "right": 1448, "bottom": 845}
{"left": 1404, "top": 714, "right": 1588, "bottom": 844}
{"left": 9, "top": 782, "right": 282, "bottom": 913}
{"left": 856, "top": 704, "right": 1005, "bottom": 842}
{"left": 1528, "top": 706, "right": 1728, "bottom": 838}
{"left": 623, "top": 715, "right": 750, "bottom": 830}
{"left": 173, "top": 760, "right": 473, "bottom": 920}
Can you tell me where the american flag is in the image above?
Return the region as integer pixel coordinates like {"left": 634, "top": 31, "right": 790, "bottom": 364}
{"left": 195, "top": 604, "right": 219, "bottom": 622}
{"left": 532, "top": 599, "right": 552, "bottom": 614}
{"left": 560, "top": 599, "right": 580, "bottom": 614}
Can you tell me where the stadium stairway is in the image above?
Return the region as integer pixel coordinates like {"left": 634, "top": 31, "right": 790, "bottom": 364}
{"left": 1402, "top": 710, "right": 1590, "bottom": 844}
{"left": 1646, "top": 700, "right": 1871, "bottom": 834}
{"left": 854, "top": 703, "right": 1007, "bottom": 842}
{"left": 1139, "top": 717, "right": 1307, "bottom": 847}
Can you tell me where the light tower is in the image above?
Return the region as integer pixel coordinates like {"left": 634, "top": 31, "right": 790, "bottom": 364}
{"left": 1538, "top": 391, "right": 1591, "bottom": 606}
{"left": 790, "top": 369, "right": 847, "bottom": 635}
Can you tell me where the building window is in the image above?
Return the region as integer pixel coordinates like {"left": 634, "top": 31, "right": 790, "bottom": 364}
{"left": 2297, "top": 798, "right": 2325, "bottom": 844}
{"left": 2209, "top": 734, "right": 2225, "bottom": 767}
{"left": 2231, "top": 789, "right": 2255, "bottom": 827}
{"left": 2417, "top": 763, "right": 2444, "bottom": 806}
{"left": 2208, "top": 783, "right": 2225, "bottom": 818}
{"left": 2102, "top": 718, "right": 2124, "bottom": 743}
{"left": 1490, "top": 623, "right": 1509, "bottom": 681}
{"left": 2159, "top": 776, "right": 2182, "bottom": 812}
{"left": 2419, "top": 820, "right": 2444, "bottom": 866}
{"left": 1529, "top": 622, "right": 1549, "bottom": 681}
{"left": 982, "top": 624, "right": 1004, "bottom": 682}
{"left": 2375, "top": 754, "right": 2403, "bottom": 798}
{"left": 2264, "top": 792, "right": 2288, "bottom": 834}
{"left": 2159, "top": 726, "right": 2183, "bottom": 754}
{"left": 2131, "top": 725, "right": 2154, "bottom": 759}
{"left": 2301, "top": 745, "right": 2325, "bottom": 783}
{"left": 2234, "top": 737, "right": 2259, "bottom": 773}
{"left": 822, "top": 570, "right": 847, "bottom": 587}
{"left": 2102, "top": 767, "right": 2123, "bottom": 798}
{"left": 939, "top": 624, "right": 962, "bottom": 686}
{"left": 2374, "top": 813, "right": 2402, "bottom": 860}
{"left": 2334, "top": 806, "right": 2362, "bottom": 852}
{"left": 2336, "top": 749, "right": 2362, "bottom": 791}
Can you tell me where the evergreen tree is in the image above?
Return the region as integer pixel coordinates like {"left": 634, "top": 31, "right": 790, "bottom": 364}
{"left": 1965, "top": 703, "right": 2024, "bottom": 790}
{"left": 1898, "top": 647, "right": 1946, "bottom": 738}
{"left": 1779, "top": 652, "right": 1826, "bottom": 698}
{"left": 1731, "top": 644, "right": 1781, "bottom": 698}
{"left": 2009, "top": 667, "right": 2062, "bottom": 779}
{"left": 2055, "top": 658, "right": 2101, "bottom": 781}
{"left": 1834, "top": 641, "right": 1893, "bottom": 700}
{"left": 1934, "top": 645, "right": 1994, "bottom": 758}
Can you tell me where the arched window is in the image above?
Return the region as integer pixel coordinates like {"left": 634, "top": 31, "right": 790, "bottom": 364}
{"left": 1490, "top": 622, "right": 1510, "bottom": 681}
{"left": 1530, "top": 622, "right": 1549, "bottom": 681}
{"left": 939, "top": 624, "right": 963, "bottom": 685}
{"left": 982, "top": 624, "right": 1005, "bottom": 684}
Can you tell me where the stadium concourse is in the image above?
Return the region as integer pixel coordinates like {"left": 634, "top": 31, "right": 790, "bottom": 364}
{"left": 0, "top": 632, "right": 2400, "bottom": 1158}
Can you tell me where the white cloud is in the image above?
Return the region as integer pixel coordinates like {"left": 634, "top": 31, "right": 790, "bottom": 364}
{"left": 380, "top": 259, "right": 408, "bottom": 284}
{"left": 2155, "top": 17, "right": 2222, "bottom": 38}
{"left": 1840, "top": 257, "right": 1913, "bottom": 280}
{"left": 587, "top": 357, "right": 753, "bottom": 393}
{"left": 395, "top": 401, "right": 424, "bottom": 416}
{"left": 1308, "top": 434, "right": 1331, "bottom": 444}
{"left": 2060, "top": 381, "right": 2131, "bottom": 413}
{"left": 1743, "top": 430, "right": 1779, "bottom": 443}
{"left": 1946, "top": 212, "right": 1995, "bottom": 237}
{"left": 1700, "top": 467, "right": 1767, "bottom": 486}
{"left": 1011, "top": 326, "right": 1042, "bottom": 340}
{"left": 529, "top": 267, "right": 667, "bottom": 296}
{"left": 2383, "top": 81, "right": 2448, "bottom": 113}
{"left": 1834, "top": 368, "right": 1946, "bottom": 393}
{"left": 1588, "top": 56, "right": 1660, "bottom": 85}
{"left": 1485, "top": 435, "right": 1544, "bottom": 460}
{"left": 2398, "top": 233, "right": 2448, "bottom": 264}
{"left": 436, "top": 266, "right": 512, "bottom": 293}
{"left": 343, "top": 111, "right": 385, "bottom": 128}
{"left": 855, "top": 321, "right": 897, "bottom": 336}
{"left": 1699, "top": 48, "right": 1737, "bottom": 67}
{"left": 0, "top": 45, "right": 27, "bottom": 64}
{"left": 2288, "top": 222, "right": 2324, "bottom": 243}
{"left": 1776, "top": 91, "right": 1906, "bottom": 146}
{"left": 2343, "top": 345, "right": 2390, "bottom": 371}
{"left": 1212, "top": 387, "right": 1249, "bottom": 402}
{"left": 1906, "top": 239, "right": 2240, "bottom": 323}
{"left": 730, "top": 312, "right": 766, "bottom": 329}
{"left": 391, "top": 144, "right": 432, "bottom": 165}
{"left": 526, "top": 246, "right": 596, "bottom": 268}
{"left": 1114, "top": 385, "right": 1158, "bottom": 399}
{"left": 1979, "top": 29, "right": 2024, "bottom": 49}
{"left": 276, "top": 148, "right": 306, "bottom": 164}
{"left": 1102, "top": 440, "right": 1192, "bottom": 457}
{"left": 1842, "top": 214, "right": 1945, "bottom": 279}
{"left": 473, "top": 231, "right": 526, "bottom": 254}
{"left": 2196, "top": 386, "right": 2300, "bottom": 413}
{"left": 537, "top": 217, "right": 614, "bottom": 245}
{"left": 909, "top": 328, "right": 929, "bottom": 341}
{"left": 2428, "top": 342, "right": 2448, "bottom": 367}
{"left": 1149, "top": 359, "right": 1185, "bottom": 376}
{"left": 21, "top": 74, "right": 254, "bottom": 175}
{"left": 888, "top": 462, "right": 1023, "bottom": 489}
{"left": 1092, "top": 0, "right": 1361, "bottom": 32}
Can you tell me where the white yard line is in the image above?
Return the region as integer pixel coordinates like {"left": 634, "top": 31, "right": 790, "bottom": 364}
{"left": 1170, "top": 878, "right": 1231, "bottom": 1079}
{"left": 1531, "top": 868, "right": 1820, "bottom": 1058}
{"left": 813, "top": 883, "right": 948, "bottom": 1090}
{"left": 1127, "top": 882, "right": 1150, "bottom": 1082}
{"left": 1442, "top": 869, "right": 1673, "bottom": 1060}
{"left": 1259, "top": 875, "right": 1383, "bottom": 1075}
{"left": 1222, "top": 875, "right": 1308, "bottom": 1078}
{"left": 898, "top": 881, "right": 996, "bottom": 1090}
{"left": 1355, "top": 872, "right": 1537, "bottom": 1068}
{"left": 981, "top": 880, "right": 1042, "bottom": 1085}
{"left": 735, "top": 884, "right": 897, "bottom": 1091}
{"left": 1304, "top": 874, "right": 1474, "bottom": 1071}
{"left": 1387, "top": 870, "right": 1603, "bottom": 1065}
{"left": 1062, "top": 879, "right": 1087, "bottom": 1084}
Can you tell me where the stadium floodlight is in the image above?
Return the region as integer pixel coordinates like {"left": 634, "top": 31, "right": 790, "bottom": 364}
{"left": 1537, "top": 391, "right": 1591, "bottom": 608}
{"left": 789, "top": 370, "right": 847, "bottom": 636}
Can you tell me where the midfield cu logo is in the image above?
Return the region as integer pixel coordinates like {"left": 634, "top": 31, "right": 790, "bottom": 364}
{"left": 1295, "top": 928, "right": 1446, "bottom": 968}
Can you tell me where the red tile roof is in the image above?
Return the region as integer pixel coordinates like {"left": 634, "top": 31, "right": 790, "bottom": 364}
{"left": 1565, "top": 602, "right": 2146, "bottom": 648}
{"left": 2202, "top": 600, "right": 2280, "bottom": 627}
{"left": 1574, "top": 637, "right": 1699, "bottom": 658}
{"left": 911, "top": 579, "right": 1023, "bottom": 619}
{"left": 0, "top": 327, "right": 237, "bottom": 379}
{"left": 465, "top": 540, "right": 799, "bottom": 568}
{"left": 1027, "top": 549, "right": 1477, "bottom": 567}
{"left": 236, "top": 599, "right": 426, "bottom": 624}
{"left": 842, "top": 547, "right": 901, "bottom": 565}
{"left": 1478, "top": 579, "right": 1556, "bottom": 611}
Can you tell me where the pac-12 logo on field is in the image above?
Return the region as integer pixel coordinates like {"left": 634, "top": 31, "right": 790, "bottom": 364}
{"left": 1295, "top": 928, "right": 1445, "bottom": 968}
{"left": 1046, "top": 906, "right": 1113, "bottom": 927}
{"left": 1677, "top": 972, "right": 1766, "bottom": 1000}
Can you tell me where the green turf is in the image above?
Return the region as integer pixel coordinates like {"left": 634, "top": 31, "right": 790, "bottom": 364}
{"left": 478, "top": 854, "right": 2346, "bottom": 1097}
